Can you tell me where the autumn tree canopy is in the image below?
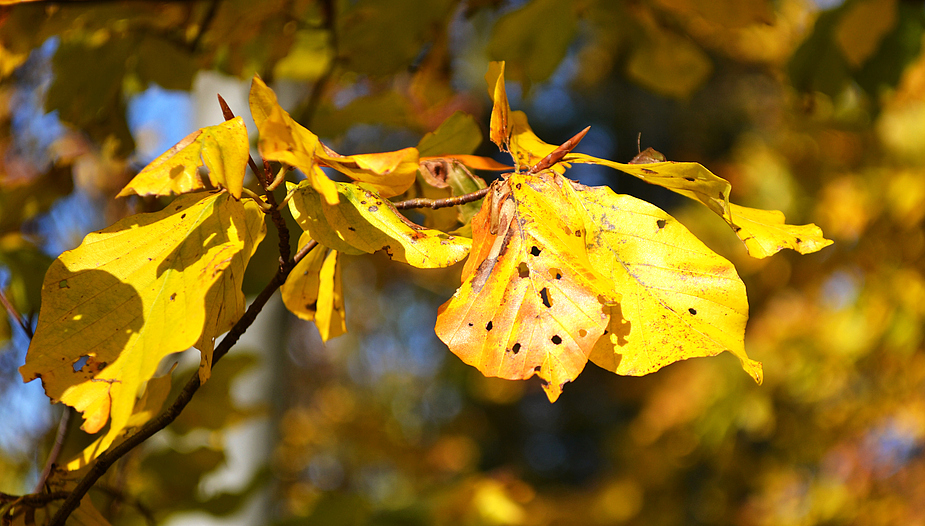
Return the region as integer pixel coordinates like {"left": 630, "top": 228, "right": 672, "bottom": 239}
{"left": 1, "top": 0, "right": 924, "bottom": 525}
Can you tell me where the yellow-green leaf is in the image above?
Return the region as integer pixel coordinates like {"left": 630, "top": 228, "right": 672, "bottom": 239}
{"left": 118, "top": 117, "right": 248, "bottom": 199}
{"left": 570, "top": 182, "right": 762, "bottom": 383}
{"left": 485, "top": 61, "right": 511, "bottom": 150}
{"left": 20, "top": 191, "right": 265, "bottom": 463}
{"left": 281, "top": 234, "right": 346, "bottom": 341}
{"left": 287, "top": 181, "right": 471, "bottom": 268}
{"left": 249, "top": 75, "right": 340, "bottom": 205}
{"left": 417, "top": 110, "right": 483, "bottom": 157}
{"left": 436, "top": 172, "right": 615, "bottom": 402}
{"left": 729, "top": 203, "right": 833, "bottom": 258}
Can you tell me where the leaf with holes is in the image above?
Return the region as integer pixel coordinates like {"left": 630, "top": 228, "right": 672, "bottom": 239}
{"left": 19, "top": 191, "right": 265, "bottom": 464}
{"left": 435, "top": 171, "right": 617, "bottom": 402}
{"left": 117, "top": 117, "right": 248, "bottom": 199}
{"left": 569, "top": 182, "right": 762, "bottom": 383}
{"left": 281, "top": 233, "right": 346, "bottom": 341}
{"left": 287, "top": 181, "right": 471, "bottom": 268}
{"left": 566, "top": 153, "right": 832, "bottom": 258}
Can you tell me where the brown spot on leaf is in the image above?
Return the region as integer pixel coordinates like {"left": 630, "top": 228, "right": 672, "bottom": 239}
{"left": 641, "top": 168, "right": 657, "bottom": 175}
{"left": 657, "top": 219, "right": 666, "bottom": 229}
{"left": 486, "top": 321, "right": 493, "bottom": 331}
{"left": 688, "top": 308, "right": 697, "bottom": 315}
{"left": 517, "top": 262, "right": 530, "bottom": 278}
{"left": 512, "top": 343, "right": 521, "bottom": 354}
{"left": 368, "top": 205, "right": 379, "bottom": 212}
{"left": 551, "top": 335, "right": 562, "bottom": 345}
{"left": 579, "top": 329, "right": 587, "bottom": 338}
{"left": 170, "top": 293, "right": 177, "bottom": 301}
{"left": 530, "top": 246, "right": 541, "bottom": 257}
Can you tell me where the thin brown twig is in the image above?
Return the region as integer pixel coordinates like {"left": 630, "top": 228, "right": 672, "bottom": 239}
{"left": 297, "top": 0, "right": 338, "bottom": 128}
{"left": 47, "top": 227, "right": 320, "bottom": 526}
{"left": 0, "top": 288, "right": 32, "bottom": 339}
{"left": 33, "top": 409, "right": 71, "bottom": 493}
{"left": 217, "top": 95, "right": 292, "bottom": 268}
{"left": 190, "top": 0, "right": 221, "bottom": 52}
{"left": 392, "top": 187, "right": 490, "bottom": 210}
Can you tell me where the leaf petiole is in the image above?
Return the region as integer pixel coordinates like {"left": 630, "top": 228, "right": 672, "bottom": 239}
{"left": 267, "top": 165, "right": 289, "bottom": 191}
{"left": 241, "top": 188, "right": 273, "bottom": 211}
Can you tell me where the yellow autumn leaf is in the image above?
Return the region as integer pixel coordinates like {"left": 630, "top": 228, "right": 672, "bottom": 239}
{"left": 118, "top": 117, "right": 248, "bottom": 199}
{"left": 281, "top": 233, "right": 346, "bottom": 341}
{"left": 566, "top": 153, "right": 832, "bottom": 258}
{"left": 570, "top": 182, "right": 762, "bottom": 383}
{"left": 249, "top": 75, "right": 419, "bottom": 199}
{"left": 729, "top": 203, "right": 833, "bottom": 258}
{"left": 436, "top": 172, "right": 615, "bottom": 402}
{"left": 287, "top": 181, "right": 471, "bottom": 268}
{"left": 20, "top": 191, "right": 265, "bottom": 464}
{"left": 67, "top": 365, "right": 176, "bottom": 470}
{"left": 486, "top": 61, "right": 512, "bottom": 150}
{"left": 316, "top": 143, "right": 419, "bottom": 198}
{"left": 249, "top": 75, "right": 340, "bottom": 205}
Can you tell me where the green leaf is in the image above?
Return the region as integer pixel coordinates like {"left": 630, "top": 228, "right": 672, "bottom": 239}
{"left": 417, "top": 111, "right": 483, "bottom": 157}
{"left": 20, "top": 191, "right": 266, "bottom": 464}
{"left": 488, "top": 0, "right": 578, "bottom": 83}
{"left": 287, "top": 181, "right": 471, "bottom": 268}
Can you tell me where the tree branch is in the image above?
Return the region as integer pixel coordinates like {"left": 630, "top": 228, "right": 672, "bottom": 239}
{"left": 47, "top": 240, "right": 319, "bottom": 526}
{"left": 0, "top": 288, "right": 32, "bottom": 339}
{"left": 217, "top": 95, "right": 292, "bottom": 269}
{"left": 392, "top": 187, "right": 490, "bottom": 210}
{"left": 33, "top": 409, "right": 71, "bottom": 493}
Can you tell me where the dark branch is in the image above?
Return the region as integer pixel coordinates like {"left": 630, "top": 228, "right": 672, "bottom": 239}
{"left": 392, "top": 187, "right": 490, "bottom": 210}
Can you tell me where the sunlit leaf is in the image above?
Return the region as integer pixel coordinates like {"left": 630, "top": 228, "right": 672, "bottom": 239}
{"left": 20, "top": 191, "right": 265, "bottom": 463}
{"left": 118, "top": 118, "right": 248, "bottom": 199}
{"left": 567, "top": 152, "right": 832, "bottom": 258}
{"left": 66, "top": 365, "right": 176, "bottom": 470}
{"left": 486, "top": 61, "right": 512, "bottom": 150}
{"left": 436, "top": 172, "right": 615, "bottom": 401}
{"left": 249, "top": 75, "right": 340, "bottom": 205}
{"left": 729, "top": 203, "right": 833, "bottom": 258}
{"left": 316, "top": 143, "right": 419, "bottom": 198}
{"left": 571, "top": 182, "right": 762, "bottom": 383}
{"left": 287, "top": 181, "right": 471, "bottom": 268}
{"left": 250, "top": 76, "right": 419, "bottom": 199}
{"left": 281, "top": 233, "right": 346, "bottom": 341}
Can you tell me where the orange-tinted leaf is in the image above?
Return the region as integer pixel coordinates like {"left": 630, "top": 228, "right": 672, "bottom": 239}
{"left": 316, "top": 144, "right": 419, "bottom": 198}
{"left": 436, "top": 171, "right": 614, "bottom": 401}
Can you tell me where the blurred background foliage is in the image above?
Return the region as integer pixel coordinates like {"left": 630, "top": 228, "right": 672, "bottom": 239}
{"left": 1, "top": 0, "right": 925, "bottom": 524}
